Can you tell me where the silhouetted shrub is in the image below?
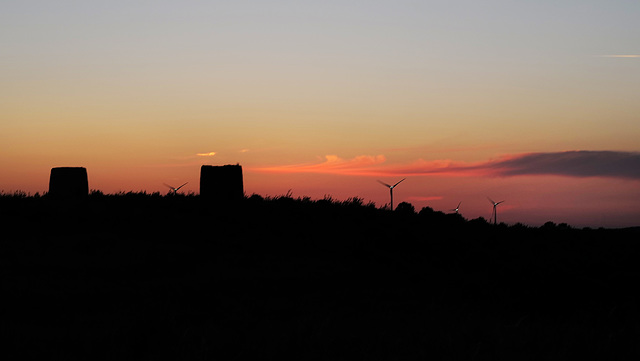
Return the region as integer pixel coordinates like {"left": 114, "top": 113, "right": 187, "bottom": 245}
{"left": 468, "top": 217, "right": 489, "bottom": 227}
{"left": 512, "top": 222, "right": 530, "bottom": 230}
{"left": 90, "top": 189, "right": 105, "bottom": 197}
{"left": 342, "top": 197, "right": 363, "bottom": 207}
{"left": 395, "top": 202, "right": 416, "bottom": 215}
{"left": 10, "top": 190, "right": 29, "bottom": 198}
{"left": 419, "top": 206, "right": 434, "bottom": 215}
{"left": 247, "top": 193, "right": 264, "bottom": 202}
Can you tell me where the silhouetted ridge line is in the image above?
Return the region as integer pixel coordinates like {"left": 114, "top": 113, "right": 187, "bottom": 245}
{"left": 3, "top": 190, "right": 640, "bottom": 360}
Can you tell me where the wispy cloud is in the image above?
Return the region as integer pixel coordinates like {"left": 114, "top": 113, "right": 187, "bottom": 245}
{"left": 599, "top": 55, "right": 640, "bottom": 58}
{"left": 254, "top": 151, "right": 640, "bottom": 180}
{"left": 197, "top": 152, "right": 217, "bottom": 157}
{"left": 256, "top": 154, "right": 386, "bottom": 175}
{"left": 408, "top": 196, "right": 444, "bottom": 201}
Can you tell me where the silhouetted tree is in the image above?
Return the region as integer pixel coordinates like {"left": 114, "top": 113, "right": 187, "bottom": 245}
{"left": 418, "top": 206, "right": 434, "bottom": 215}
{"left": 395, "top": 201, "right": 416, "bottom": 215}
{"left": 469, "top": 217, "right": 489, "bottom": 225}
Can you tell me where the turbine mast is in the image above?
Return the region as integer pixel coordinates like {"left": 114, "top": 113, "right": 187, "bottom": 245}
{"left": 487, "top": 197, "right": 504, "bottom": 225}
{"left": 390, "top": 187, "right": 394, "bottom": 211}
{"left": 378, "top": 178, "right": 405, "bottom": 211}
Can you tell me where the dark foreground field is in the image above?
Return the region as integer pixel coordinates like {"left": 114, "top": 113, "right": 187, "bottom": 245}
{"left": 2, "top": 193, "right": 640, "bottom": 360}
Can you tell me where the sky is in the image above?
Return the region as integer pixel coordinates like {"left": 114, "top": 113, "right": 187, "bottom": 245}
{"left": 2, "top": 0, "right": 639, "bottom": 228}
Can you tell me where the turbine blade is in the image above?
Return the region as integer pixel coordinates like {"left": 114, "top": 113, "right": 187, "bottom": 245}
{"left": 487, "top": 197, "right": 496, "bottom": 205}
{"left": 163, "top": 183, "right": 174, "bottom": 189}
{"left": 176, "top": 182, "right": 188, "bottom": 190}
{"left": 393, "top": 178, "right": 406, "bottom": 187}
{"left": 377, "top": 180, "right": 392, "bottom": 188}
{"left": 457, "top": 201, "right": 461, "bottom": 209}
{"left": 496, "top": 200, "right": 505, "bottom": 205}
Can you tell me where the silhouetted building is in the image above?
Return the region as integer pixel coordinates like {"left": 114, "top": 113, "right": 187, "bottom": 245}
{"left": 49, "top": 167, "right": 89, "bottom": 198}
{"left": 200, "top": 164, "right": 244, "bottom": 202}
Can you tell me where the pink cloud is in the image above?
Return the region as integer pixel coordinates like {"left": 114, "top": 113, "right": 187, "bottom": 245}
{"left": 255, "top": 154, "right": 387, "bottom": 175}
{"left": 408, "top": 196, "right": 444, "bottom": 201}
{"left": 378, "top": 158, "right": 489, "bottom": 177}
{"left": 253, "top": 151, "right": 640, "bottom": 180}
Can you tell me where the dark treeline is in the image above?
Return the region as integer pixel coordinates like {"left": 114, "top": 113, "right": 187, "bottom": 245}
{"left": 2, "top": 192, "right": 640, "bottom": 360}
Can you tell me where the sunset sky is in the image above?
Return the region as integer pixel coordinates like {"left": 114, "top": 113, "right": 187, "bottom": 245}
{"left": 2, "top": 0, "right": 639, "bottom": 227}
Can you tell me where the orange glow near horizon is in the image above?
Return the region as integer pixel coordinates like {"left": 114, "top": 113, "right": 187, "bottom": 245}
{"left": 3, "top": 151, "right": 639, "bottom": 228}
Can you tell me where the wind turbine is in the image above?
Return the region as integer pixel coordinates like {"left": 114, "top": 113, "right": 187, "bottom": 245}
{"left": 488, "top": 197, "right": 505, "bottom": 225}
{"left": 164, "top": 182, "right": 188, "bottom": 195}
{"left": 450, "top": 201, "right": 462, "bottom": 214}
{"left": 377, "top": 178, "right": 406, "bottom": 211}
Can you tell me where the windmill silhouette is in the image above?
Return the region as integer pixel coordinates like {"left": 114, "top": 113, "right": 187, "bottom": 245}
{"left": 377, "top": 178, "right": 406, "bottom": 211}
{"left": 488, "top": 197, "right": 504, "bottom": 225}
{"left": 164, "top": 182, "right": 188, "bottom": 195}
{"left": 450, "top": 201, "right": 462, "bottom": 214}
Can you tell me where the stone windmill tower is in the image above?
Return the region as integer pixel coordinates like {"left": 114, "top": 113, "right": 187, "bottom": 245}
{"left": 200, "top": 164, "right": 244, "bottom": 203}
{"left": 48, "top": 167, "right": 89, "bottom": 198}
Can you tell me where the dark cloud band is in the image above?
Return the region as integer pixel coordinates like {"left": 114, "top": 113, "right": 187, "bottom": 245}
{"left": 487, "top": 151, "right": 640, "bottom": 179}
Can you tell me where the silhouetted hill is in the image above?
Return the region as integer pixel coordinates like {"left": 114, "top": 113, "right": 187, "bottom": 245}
{"left": 2, "top": 192, "right": 640, "bottom": 360}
